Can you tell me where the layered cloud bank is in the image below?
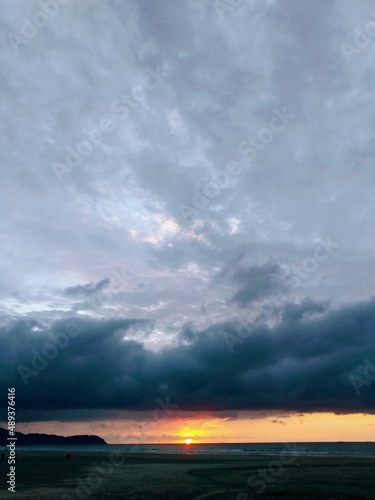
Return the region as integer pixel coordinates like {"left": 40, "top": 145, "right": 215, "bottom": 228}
{"left": 2, "top": 297, "right": 375, "bottom": 422}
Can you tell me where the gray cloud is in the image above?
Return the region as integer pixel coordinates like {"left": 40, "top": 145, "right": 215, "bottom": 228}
{"left": 226, "top": 263, "right": 283, "bottom": 307}
{"left": 1, "top": 0, "right": 375, "bottom": 427}
{"left": 1, "top": 298, "right": 375, "bottom": 422}
{"left": 63, "top": 278, "right": 110, "bottom": 298}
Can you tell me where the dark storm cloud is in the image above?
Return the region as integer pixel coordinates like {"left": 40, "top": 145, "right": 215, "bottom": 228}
{"left": 225, "top": 263, "right": 283, "bottom": 307}
{"left": 281, "top": 299, "right": 329, "bottom": 322}
{"left": 2, "top": 298, "right": 375, "bottom": 422}
{"left": 63, "top": 278, "right": 110, "bottom": 298}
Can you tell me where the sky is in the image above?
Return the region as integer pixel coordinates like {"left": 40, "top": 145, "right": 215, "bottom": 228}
{"left": 1, "top": 0, "right": 375, "bottom": 444}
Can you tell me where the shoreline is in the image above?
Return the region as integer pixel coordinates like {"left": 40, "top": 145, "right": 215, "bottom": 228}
{"left": 4, "top": 447, "right": 375, "bottom": 459}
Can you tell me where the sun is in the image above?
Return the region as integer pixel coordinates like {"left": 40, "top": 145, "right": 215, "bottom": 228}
{"left": 185, "top": 438, "right": 192, "bottom": 445}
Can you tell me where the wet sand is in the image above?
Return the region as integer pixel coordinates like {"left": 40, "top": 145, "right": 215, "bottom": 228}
{"left": 1, "top": 451, "right": 375, "bottom": 499}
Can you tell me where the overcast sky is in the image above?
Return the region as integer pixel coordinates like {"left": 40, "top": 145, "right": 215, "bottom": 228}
{"left": 1, "top": 0, "right": 375, "bottom": 442}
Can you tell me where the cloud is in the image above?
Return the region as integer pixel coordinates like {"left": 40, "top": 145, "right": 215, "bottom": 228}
{"left": 271, "top": 420, "right": 286, "bottom": 425}
{"left": 1, "top": 0, "right": 375, "bottom": 332}
{"left": 225, "top": 263, "right": 283, "bottom": 307}
{"left": 2, "top": 297, "right": 375, "bottom": 422}
{"left": 63, "top": 279, "right": 110, "bottom": 298}
{"left": 281, "top": 299, "right": 329, "bottom": 322}
{"left": 2, "top": 0, "right": 375, "bottom": 432}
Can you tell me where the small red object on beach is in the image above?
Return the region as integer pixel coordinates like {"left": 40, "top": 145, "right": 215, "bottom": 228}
{"left": 65, "top": 453, "right": 72, "bottom": 459}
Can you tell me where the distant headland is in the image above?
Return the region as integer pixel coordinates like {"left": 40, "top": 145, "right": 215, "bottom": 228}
{"left": 0, "top": 427, "right": 107, "bottom": 446}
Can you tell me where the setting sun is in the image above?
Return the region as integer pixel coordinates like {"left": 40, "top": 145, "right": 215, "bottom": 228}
{"left": 185, "top": 438, "right": 191, "bottom": 445}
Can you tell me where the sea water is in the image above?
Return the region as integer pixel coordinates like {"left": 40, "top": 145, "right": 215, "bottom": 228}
{"left": 14, "top": 442, "right": 375, "bottom": 458}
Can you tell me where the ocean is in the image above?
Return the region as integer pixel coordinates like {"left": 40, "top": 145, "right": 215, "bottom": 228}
{"left": 14, "top": 442, "right": 375, "bottom": 458}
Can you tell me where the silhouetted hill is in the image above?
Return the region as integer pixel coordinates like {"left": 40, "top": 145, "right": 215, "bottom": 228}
{"left": 0, "top": 427, "right": 107, "bottom": 446}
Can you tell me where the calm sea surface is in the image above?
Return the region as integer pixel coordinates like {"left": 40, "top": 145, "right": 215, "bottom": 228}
{"left": 15, "top": 442, "right": 375, "bottom": 458}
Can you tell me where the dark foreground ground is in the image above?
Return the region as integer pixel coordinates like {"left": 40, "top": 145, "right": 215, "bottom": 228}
{"left": 1, "top": 451, "right": 375, "bottom": 499}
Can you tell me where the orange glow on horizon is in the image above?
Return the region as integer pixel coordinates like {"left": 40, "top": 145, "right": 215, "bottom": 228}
{"left": 11, "top": 412, "right": 375, "bottom": 444}
{"left": 185, "top": 438, "right": 192, "bottom": 445}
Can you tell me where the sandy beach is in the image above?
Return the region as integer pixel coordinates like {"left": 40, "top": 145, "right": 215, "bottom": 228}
{"left": 1, "top": 451, "right": 375, "bottom": 499}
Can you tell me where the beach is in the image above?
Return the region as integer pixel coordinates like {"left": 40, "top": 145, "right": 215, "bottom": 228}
{"left": 1, "top": 451, "right": 375, "bottom": 499}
